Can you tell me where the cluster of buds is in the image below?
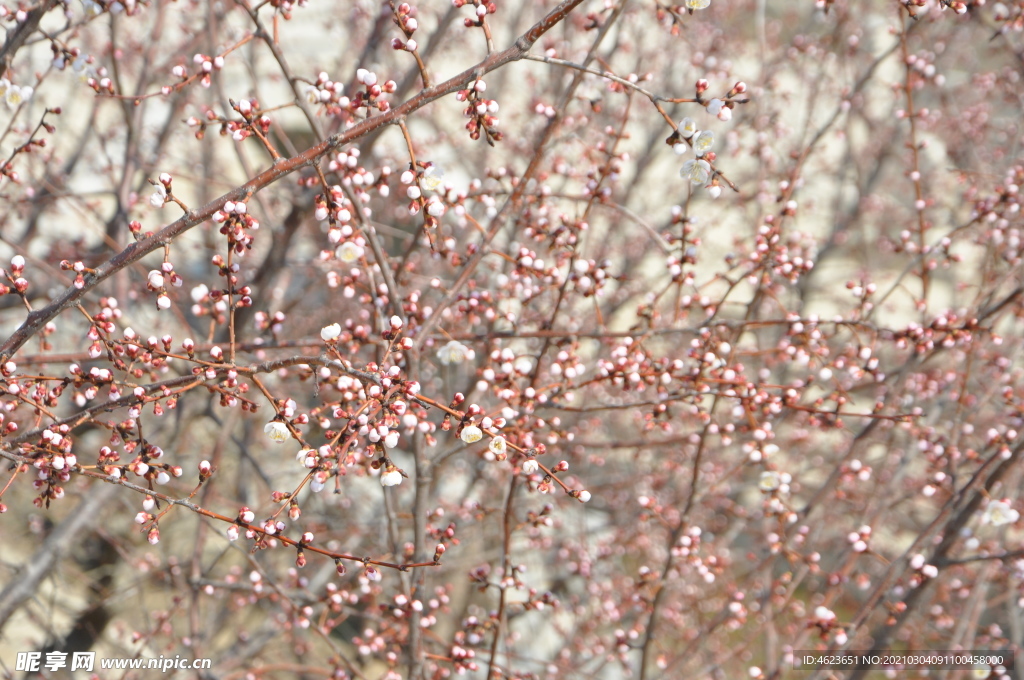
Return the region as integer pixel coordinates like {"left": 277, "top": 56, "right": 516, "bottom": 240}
{"left": 747, "top": 220, "right": 816, "bottom": 285}
{"left": 455, "top": 0, "right": 496, "bottom": 27}
{"left": 226, "top": 99, "right": 271, "bottom": 142}
{"left": 695, "top": 78, "right": 746, "bottom": 122}
{"left": 391, "top": 3, "right": 420, "bottom": 51}
{"left": 184, "top": 52, "right": 226, "bottom": 89}
{"left": 907, "top": 553, "right": 940, "bottom": 589}
{"left": 212, "top": 200, "right": 260, "bottom": 253}
{"left": 204, "top": 266, "right": 252, "bottom": 316}
{"left": 304, "top": 71, "right": 348, "bottom": 112}
{"left": 447, "top": 640, "right": 478, "bottom": 674}
{"left": 50, "top": 45, "right": 90, "bottom": 74}
{"left": 149, "top": 172, "right": 174, "bottom": 209}
{"left": 399, "top": 163, "right": 447, "bottom": 226}
{"left": 568, "top": 258, "right": 614, "bottom": 297}
{"left": 457, "top": 80, "right": 501, "bottom": 144}
{"left": 145, "top": 258, "right": 183, "bottom": 310}
{"left": 349, "top": 69, "right": 396, "bottom": 113}
{"left": 120, "top": 454, "right": 183, "bottom": 487}
{"left": 59, "top": 258, "right": 99, "bottom": 292}
{"left": 185, "top": 106, "right": 219, "bottom": 140}
{"left": 314, "top": 187, "right": 353, "bottom": 228}
{"left": 2, "top": 254, "right": 29, "bottom": 296}
{"left": 82, "top": 69, "right": 115, "bottom": 95}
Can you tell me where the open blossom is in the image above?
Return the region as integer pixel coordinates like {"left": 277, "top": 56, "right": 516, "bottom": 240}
{"left": 522, "top": 459, "right": 539, "bottom": 474}
{"left": 460, "top": 425, "right": 483, "bottom": 443}
{"left": 680, "top": 159, "right": 712, "bottom": 185}
{"left": 759, "top": 471, "right": 782, "bottom": 492}
{"left": 982, "top": 499, "right": 1019, "bottom": 526}
{"left": 150, "top": 184, "right": 167, "bottom": 208}
{"left": 5, "top": 83, "right": 33, "bottom": 109}
{"left": 421, "top": 165, "right": 445, "bottom": 191}
{"left": 488, "top": 436, "right": 507, "bottom": 456}
{"left": 692, "top": 130, "right": 715, "bottom": 155}
{"left": 321, "top": 323, "right": 342, "bottom": 341}
{"left": 437, "top": 340, "right": 471, "bottom": 365}
{"left": 686, "top": 0, "right": 711, "bottom": 8}
{"left": 679, "top": 117, "right": 698, "bottom": 138}
{"left": 337, "top": 241, "right": 363, "bottom": 263}
{"left": 264, "top": 421, "right": 289, "bottom": 443}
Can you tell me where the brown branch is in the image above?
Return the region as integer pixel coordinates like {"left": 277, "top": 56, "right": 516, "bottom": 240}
{"left": 0, "top": 0, "right": 59, "bottom": 72}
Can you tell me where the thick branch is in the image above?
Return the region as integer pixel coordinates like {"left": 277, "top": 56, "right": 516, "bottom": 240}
{"left": 0, "top": 0, "right": 59, "bottom": 72}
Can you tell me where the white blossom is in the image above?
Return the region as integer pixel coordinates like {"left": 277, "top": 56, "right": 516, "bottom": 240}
{"left": 421, "top": 165, "right": 445, "bottom": 191}
{"left": 4, "top": 84, "right": 32, "bottom": 109}
{"left": 692, "top": 130, "right": 715, "bottom": 156}
{"left": 381, "top": 467, "right": 403, "bottom": 487}
{"left": 680, "top": 159, "right": 712, "bottom": 185}
{"left": 758, "top": 471, "right": 782, "bottom": 492}
{"left": 321, "top": 323, "right": 342, "bottom": 341}
{"left": 460, "top": 425, "right": 483, "bottom": 443}
{"left": 437, "top": 340, "right": 471, "bottom": 365}
{"left": 982, "top": 499, "right": 1019, "bottom": 526}
{"left": 337, "top": 241, "right": 363, "bottom": 263}
{"left": 264, "top": 421, "right": 289, "bottom": 443}
{"left": 488, "top": 436, "right": 507, "bottom": 456}
{"left": 679, "top": 117, "right": 698, "bottom": 138}
{"left": 149, "top": 184, "right": 167, "bottom": 208}
{"left": 522, "top": 459, "right": 539, "bottom": 474}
